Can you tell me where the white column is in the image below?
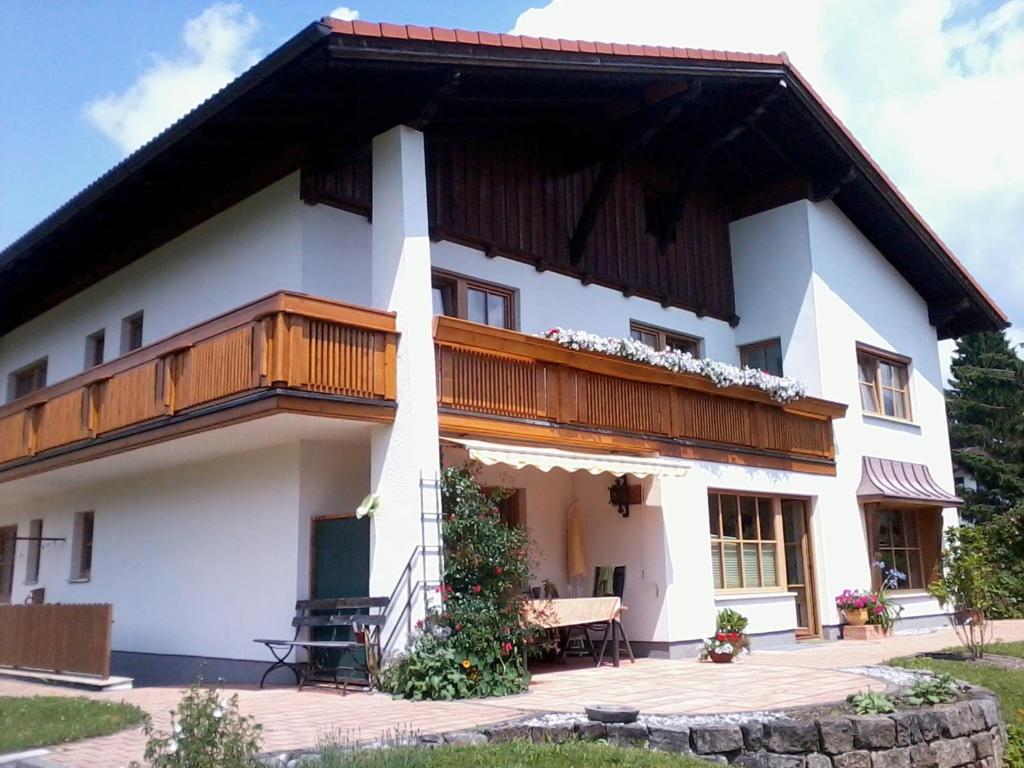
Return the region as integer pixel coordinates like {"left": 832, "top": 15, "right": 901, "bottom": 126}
{"left": 656, "top": 475, "right": 718, "bottom": 654}
{"left": 368, "top": 126, "right": 443, "bottom": 653}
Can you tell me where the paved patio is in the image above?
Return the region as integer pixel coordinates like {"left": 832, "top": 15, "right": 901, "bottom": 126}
{"left": 3, "top": 620, "right": 1023, "bottom": 767}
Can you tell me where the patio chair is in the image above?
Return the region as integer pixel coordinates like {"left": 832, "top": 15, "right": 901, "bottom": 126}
{"left": 564, "top": 566, "right": 635, "bottom": 665}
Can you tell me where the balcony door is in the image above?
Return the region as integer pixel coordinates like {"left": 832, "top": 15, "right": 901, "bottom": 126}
{"left": 0, "top": 526, "right": 16, "bottom": 603}
{"left": 782, "top": 500, "right": 818, "bottom": 638}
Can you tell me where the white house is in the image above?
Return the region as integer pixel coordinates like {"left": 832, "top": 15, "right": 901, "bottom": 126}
{"left": 0, "top": 18, "right": 1007, "bottom": 684}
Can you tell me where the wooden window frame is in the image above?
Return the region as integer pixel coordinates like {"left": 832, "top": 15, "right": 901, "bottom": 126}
{"left": 121, "top": 311, "right": 145, "bottom": 355}
{"left": 865, "top": 505, "right": 940, "bottom": 592}
{"left": 708, "top": 490, "right": 788, "bottom": 594}
{"left": 629, "top": 320, "right": 702, "bottom": 357}
{"left": 431, "top": 269, "right": 519, "bottom": 330}
{"left": 85, "top": 329, "right": 106, "bottom": 369}
{"left": 739, "top": 338, "right": 784, "bottom": 376}
{"left": 7, "top": 357, "right": 48, "bottom": 403}
{"left": 70, "top": 511, "right": 95, "bottom": 583}
{"left": 25, "top": 518, "right": 43, "bottom": 585}
{"left": 856, "top": 343, "right": 912, "bottom": 421}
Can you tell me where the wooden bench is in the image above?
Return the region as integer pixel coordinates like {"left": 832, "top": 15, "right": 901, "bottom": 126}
{"left": 254, "top": 597, "right": 388, "bottom": 692}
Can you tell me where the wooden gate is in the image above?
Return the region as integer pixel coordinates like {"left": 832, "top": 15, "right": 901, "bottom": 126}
{"left": 0, "top": 603, "right": 112, "bottom": 678}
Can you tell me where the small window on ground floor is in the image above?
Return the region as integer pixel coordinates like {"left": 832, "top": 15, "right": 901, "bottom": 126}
{"left": 739, "top": 338, "right": 783, "bottom": 376}
{"left": 70, "top": 511, "right": 95, "bottom": 582}
{"left": 865, "top": 506, "right": 942, "bottom": 591}
{"left": 629, "top": 321, "right": 701, "bottom": 356}
{"left": 25, "top": 519, "right": 43, "bottom": 584}
{"left": 708, "top": 492, "right": 781, "bottom": 591}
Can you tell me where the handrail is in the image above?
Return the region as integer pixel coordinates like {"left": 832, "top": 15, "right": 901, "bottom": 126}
{"left": 0, "top": 292, "right": 398, "bottom": 466}
{"left": 434, "top": 315, "right": 845, "bottom": 462}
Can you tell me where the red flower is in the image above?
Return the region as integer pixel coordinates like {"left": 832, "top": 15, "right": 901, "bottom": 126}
{"left": 502, "top": 642, "right": 514, "bottom": 654}
{"left": 495, "top": 566, "right": 504, "bottom": 575}
{"left": 472, "top": 585, "right": 482, "bottom": 593}
{"left": 415, "top": 619, "right": 423, "bottom": 629}
{"left": 716, "top": 633, "right": 725, "bottom": 641}
{"left": 455, "top": 623, "right": 463, "bottom": 631}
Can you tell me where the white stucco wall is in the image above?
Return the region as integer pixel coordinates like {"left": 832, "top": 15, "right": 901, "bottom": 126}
{"left": 730, "top": 202, "right": 823, "bottom": 394}
{"left": 0, "top": 173, "right": 373, "bottom": 392}
{"left": 430, "top": 240, "right": 739, "bottom": 364}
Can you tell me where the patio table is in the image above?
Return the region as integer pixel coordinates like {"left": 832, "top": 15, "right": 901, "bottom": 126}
{"left": 525, "top": 597, "right": 632, "bottom": 667}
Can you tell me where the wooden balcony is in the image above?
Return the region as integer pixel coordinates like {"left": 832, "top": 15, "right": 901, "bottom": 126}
{"left": 0, "top": 293, "right": 397, "bottom": 477}
{"left": 435, "top": 317, "right": 847, "bottom": 475}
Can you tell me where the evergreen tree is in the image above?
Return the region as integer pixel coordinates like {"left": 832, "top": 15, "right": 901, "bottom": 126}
{"left": 946, "top": 331, "right": 1024, "bottom": 523}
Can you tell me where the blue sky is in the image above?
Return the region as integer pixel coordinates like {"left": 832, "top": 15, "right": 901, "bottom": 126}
{"left": 2, "top": 1, "right": 1022, "bottom": 354}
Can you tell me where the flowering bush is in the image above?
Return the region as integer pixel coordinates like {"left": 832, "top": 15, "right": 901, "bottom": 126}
{"left": 541, "top": 328, "right": 806, "bottom": 403}
{"left": 132, "top": 681, "right": 262, "bottom": 768}
{"left": 381, "top": 465, "right": 537, "bottom": 700}
{"left": 835, "top": 589, "right": 878, "bottom": 612}
{"left": 700, "top": 608, "right": 749, "bottom": 660}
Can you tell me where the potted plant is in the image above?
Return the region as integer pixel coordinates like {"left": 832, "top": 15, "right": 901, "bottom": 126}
{"left": 835, "top": 589, "right": 873, "bottom": 625}
{"left": 700, "top": 609, "right": 749, "bottom": 663}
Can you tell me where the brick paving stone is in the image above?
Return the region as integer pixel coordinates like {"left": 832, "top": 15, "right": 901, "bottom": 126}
{"left": 0, "top": 620, "right": 1018, "bottom": 767}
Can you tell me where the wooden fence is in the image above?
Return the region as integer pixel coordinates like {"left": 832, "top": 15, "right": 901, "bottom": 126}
{"left": 0, "top": 603, "right": 113, "bottom": 678}
{"left": 0, "top": 292, "right": 398, "bottom": 468}
{"left": 435, "top": 316, "right": 846, "bottom": 464}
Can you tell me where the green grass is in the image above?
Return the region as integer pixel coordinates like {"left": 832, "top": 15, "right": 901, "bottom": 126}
{"left": 887, "top": 648, "right": 1024, "bottom": 726}
{"left": 318, "top": 742, "right": 709, "bottom": 768}
{"left": 0, "top": 696, "right": 146, "bottom": 754}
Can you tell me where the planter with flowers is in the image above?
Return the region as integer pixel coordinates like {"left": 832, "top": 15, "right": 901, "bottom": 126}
{"left": 700, "top": 608, "right": 749, "bottom": 663}
{"left": 836, "top": 589, "right": 876, "bottom": 626}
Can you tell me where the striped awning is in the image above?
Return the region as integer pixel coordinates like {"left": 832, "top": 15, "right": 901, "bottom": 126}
{"left": 857, "top": 456, "right": 962, "bottom": 506}
{"left": 443, "top": 438, "right": 690, "bottom": 478}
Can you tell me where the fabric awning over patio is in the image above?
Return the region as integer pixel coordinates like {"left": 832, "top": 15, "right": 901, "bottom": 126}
{"left": 444, "top": 438, "right": 690, "bottom": 478}
{"left": 856, "top": 456, "right": 963, "bottom": 506}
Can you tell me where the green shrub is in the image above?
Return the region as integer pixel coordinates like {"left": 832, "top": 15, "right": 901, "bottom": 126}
{"left": 382, "top": 465, "right": 537, "bottom": 700}
{"left": 847, "top": 690, "right": 896, "bottom": 715}
{"left": 900, "top": 673, "right": 958, "bottom": 706}
{"left": 715, "top": 608, "right": 748, "bottom": 635}
{"left": 132, "top": 682, "right": 262, "bottom": 768}
{"left": 929, "top": 526, "right": 1005, "bottom": 658}
{"left": 1007, "top": 724, "right": 1024, "bottom": 768}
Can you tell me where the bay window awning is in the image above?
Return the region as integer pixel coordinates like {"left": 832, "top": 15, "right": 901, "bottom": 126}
{"left": 443, "top": 438, "right": 690, "bottom": 479}
{"left": 857, "top": 456, "right": 962, "bottom": 506}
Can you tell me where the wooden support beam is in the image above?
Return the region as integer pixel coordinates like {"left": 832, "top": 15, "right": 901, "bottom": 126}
{"left": 657, "top": 82, "right": 787, "bottom": 253}
{"left": 568, "top": 81, "right": 701, "bottom": 264}
{"left": 810, "top": 166, "right": 857, "bottom": 202}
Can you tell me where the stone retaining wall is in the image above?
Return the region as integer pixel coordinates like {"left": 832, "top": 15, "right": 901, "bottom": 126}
{"left": 261, "top": 688, "right": 1008, "bottom": 768}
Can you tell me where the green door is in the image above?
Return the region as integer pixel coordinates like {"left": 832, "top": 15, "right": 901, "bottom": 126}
{"left": 311, "top": 517, "right": 371, "bottom": 682}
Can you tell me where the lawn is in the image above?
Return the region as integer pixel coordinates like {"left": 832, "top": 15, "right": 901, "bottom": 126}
{"left": 888, "top": 641, "right": 1024, "bottom": 726}
{"left": 318, "top": 742, "right": 709, "bottom": 768}
{"left": 0, "top": 696, "right": 146, "bottom": 754}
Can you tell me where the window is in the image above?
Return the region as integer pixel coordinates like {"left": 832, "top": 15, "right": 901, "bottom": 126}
{"left": 740, "top": 339, "right": 783, "bottom": 376}
{"left": 629, "top": 321, "right": 701, "bottom": 356}
{"left": 708, "top": 492, "right": 781, "bottom": 591}
{"left": 866, "top": 507, "right": 941, "bottom": 591}
{"left": 121, "top": 311, "right": 144, "bottom": 354}
{"left": 70, "top": 511, "right": 95, "bottom": 582}
{"left": 857, "top": 345, "right": 911, "bottom": 420}
{"left": 7, "top": 357, "right": 47, "bottom": 402}
{"left": 25, "top": 519, "right": 42, "bottom": 584}
{"left": 85, "top": 329, "right": 105, "bottom": 369}
{"left": 431, "top": 271, "right": 517, "bottom": 330}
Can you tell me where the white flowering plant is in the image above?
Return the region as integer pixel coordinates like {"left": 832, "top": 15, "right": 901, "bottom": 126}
{"left": 541, "top": 327, "right": 807, "bottom": 403}
{"left": 132, "top": 680, "right": 262, "bottom": 768}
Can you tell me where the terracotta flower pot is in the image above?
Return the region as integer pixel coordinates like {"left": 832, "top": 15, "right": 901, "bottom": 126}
{"left": 708, "top": 651, "right": 735, "bottom": 664}
{"left": 843, "top": 608, "right": 869, "bottom": 626}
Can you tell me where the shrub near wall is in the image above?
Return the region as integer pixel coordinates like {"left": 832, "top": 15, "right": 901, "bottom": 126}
{"left": 381, "top": 466, "right": 535, "bottom": 700}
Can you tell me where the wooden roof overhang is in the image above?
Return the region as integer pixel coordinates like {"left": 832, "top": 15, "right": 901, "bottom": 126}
{"left": 0, "top": 19, "right": 1007, "bottom": 339}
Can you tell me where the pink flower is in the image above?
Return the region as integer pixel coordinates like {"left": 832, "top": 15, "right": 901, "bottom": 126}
{"left": 495, "top": 566, "right": 503, "bottom": 575}
{"left": 472, "top": 585, "right": 482, "bottom": 593}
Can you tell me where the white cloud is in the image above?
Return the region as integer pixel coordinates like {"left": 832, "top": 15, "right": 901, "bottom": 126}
{"left": 83, "top": 3, "right": 260, "bottom": 155}
{"left": 513, "top": 0, "right": 1024, "bottom": 336}
{"left": 328, "top": 6, "right": 360, "bottom": 21}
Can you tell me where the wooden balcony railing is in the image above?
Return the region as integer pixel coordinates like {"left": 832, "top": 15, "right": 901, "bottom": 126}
{"left": 0, "top": 293, "right": 397, "bottom": 468}
{"left": 434, "top": 317, "right": 846, "bottom": 469}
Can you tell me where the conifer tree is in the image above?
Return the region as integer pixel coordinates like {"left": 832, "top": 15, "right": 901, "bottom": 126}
{"left": 946, "top": 331, "right": 1024, "bottom": 523}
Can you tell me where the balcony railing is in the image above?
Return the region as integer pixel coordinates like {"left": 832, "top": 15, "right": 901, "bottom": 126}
{"left": 434, "top": 317, "right": 846, "bottom": 469}
{"left": 0, "top": 293, "right": 397, "bottom": 469}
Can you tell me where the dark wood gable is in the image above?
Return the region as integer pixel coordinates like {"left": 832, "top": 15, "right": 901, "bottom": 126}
{"left": 425, "top": 134, "right": 736, "bottom": 322}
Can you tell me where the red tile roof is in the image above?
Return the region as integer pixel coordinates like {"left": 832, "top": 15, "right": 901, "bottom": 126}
{"left": 320, "top": 17, "right": 1008, "bottom": 326}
